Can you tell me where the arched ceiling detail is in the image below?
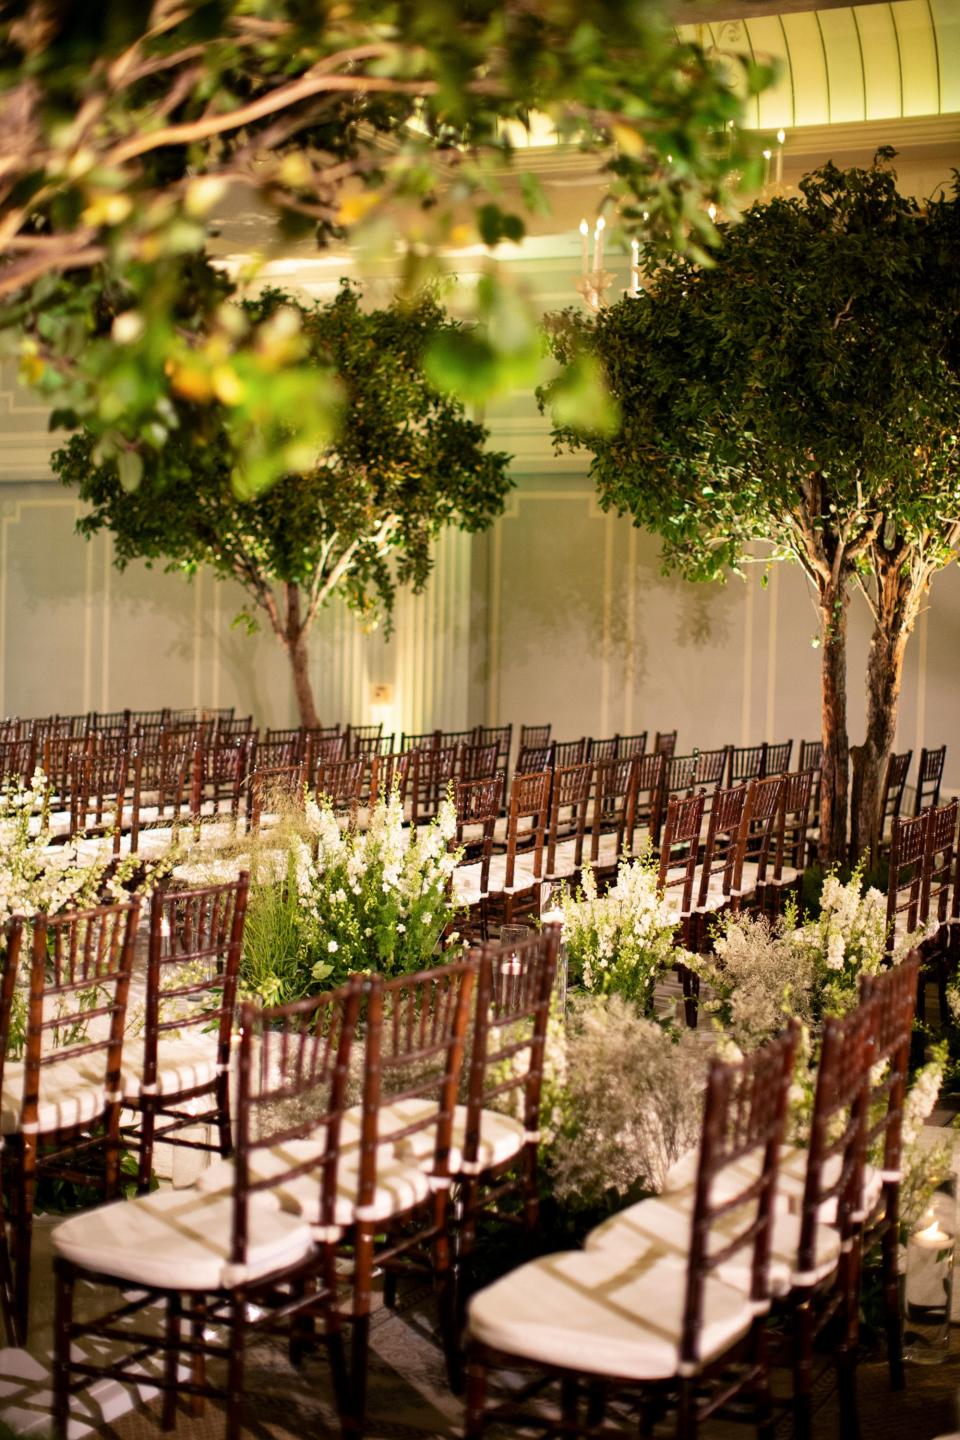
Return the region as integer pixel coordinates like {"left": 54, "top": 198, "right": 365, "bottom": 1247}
{"left": 676, "top": 1, "right": 959, "bottom": 129}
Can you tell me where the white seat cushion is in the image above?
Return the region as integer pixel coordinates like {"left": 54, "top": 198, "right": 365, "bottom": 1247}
{"left": 1, "top": 1058, "right": 107, "bottom": 1136}
{"left": 122, "top": 1032, "right": 221, "bottom": 1100}
{"left": 377, "top": 1098, "right": 527, "bottom": 1174}
{"left": 772, "top": 1147, "right": 883, "bottom": 1225}
{"left": 467, "top": 1247, "right": 754, "bottom": 1380}
{"left": 52, "top": 1187, "right": 311, "bottom": 1291}
{"left": 196, "top": 1135, "right": 430, "bottom": 1228}
{"left": 586, "top": 1186, "right": 841, "bottom": 1297}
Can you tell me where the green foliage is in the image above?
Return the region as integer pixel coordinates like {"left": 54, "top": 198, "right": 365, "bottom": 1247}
{"left": 0, "top": 1, "right": 768, "bottom": 439}
{"left": 53, "top": 282, "right": 512, "bottom": 715}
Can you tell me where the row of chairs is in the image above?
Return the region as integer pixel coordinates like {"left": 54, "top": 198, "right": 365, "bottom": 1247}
{"left": 0, "top": 896, "right": 558, "bottom": 1438}
{"left": 465, "top": 952, "right": 921, "bottom": 1440}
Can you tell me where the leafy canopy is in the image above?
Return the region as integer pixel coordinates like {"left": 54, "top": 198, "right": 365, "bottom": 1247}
{"left": 1, "top": 0, "right": 772, "bottom": 492}
{"left": 542, "top": 154, "right": 960, "bottom": 601}
{"left": 52, "top": 281, "right": 513, "bottom": 630}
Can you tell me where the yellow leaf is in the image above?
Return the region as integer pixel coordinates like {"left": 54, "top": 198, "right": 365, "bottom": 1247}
{"left": 170, "top": 365, "right": 213, "bottom": 403}
{"left": 337, "top": 191, "right": 380, "bottom": 226}
{"left": 612, "top": 123, "right": 645, "bottom": 158}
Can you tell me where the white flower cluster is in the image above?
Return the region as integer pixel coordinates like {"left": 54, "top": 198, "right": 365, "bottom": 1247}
{"left": 803, "top": 872, "right": 893, "bottom": 977}
{"left": 559, "top": 856, "right": 680, "bottom": 1011}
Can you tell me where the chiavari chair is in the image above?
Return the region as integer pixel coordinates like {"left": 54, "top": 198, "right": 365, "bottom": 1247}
{"left": 657, "top": 789, "right": 708, "bottom": 959}
{"left": 587, "top": 754, "right": 639, "bottom": 885}
{"left": 879, "top": 748, "right": 913, "bottom": 851}
{"left": 128, "top": 707, "right": 168, "bottom": 729}
{"left": 302, "top": 729, "right": 348, "bottom": 782}
{"left": 764, "top": 739, "right": 794, "bottom": 776}
{"left": 1, "top": 901, "right": 140, "bottom": 1342}
{"left": 544, "top": 760, "right": 594, "bottom": 882}
{"left": 413, "top": 741, "right": 460, "bottom": 825}
{"left": 519, "top": 723, "right": 551, "bottom": 750}
{"left": 87, "top": 708, "right": 132, "bottom": 738}
{"left": 251, "top": 733, "right": 301, "bottom": 773}
{"left": 195, "top": 734, "right": 252, "bottom": 830}
{"left": 727, "top": 742, "right": 766, "bottom": 787}
{"left": 440, "top": 726, "right": 477, "bottom": 751}
{"left": 312, "top": 756, "right": 366, "bottom": 826}
{"left": 631, "top": 750, "right": 666, "bottom": 851}
{"left": 914, "top": 798, "right": 959, "bottom": 1023}
{"left": 856, "top": 953, "right": 921, "bottom": 1393}
{"left": 595, "top": 1003, "right": 871, "bottom": 1440}
{"left": 615, "top": 730, "right": 648, "bottom": 758}
{"left": 475, "top": 723, "right": 512, "bottom": 775}
{"left": 799, "top": 737, "right": 824, "bottom": 833}
{"left": 246, "top": 763, "right": 306, "bottom": 833}
{"left": 368, "top": 748, "right": 418, "bottom": 815}
{"left": 885, "top": 811, "right": 928, "bottom": 959}
{"left": 127, "top": 743, "right": 194, "bottom": 857}
{"left": 913, "top": 744, "right": 947, "bottom": 815}
{"left": 587, "top": 735, "right": 618, "bottom": 764}
{"left": 693, "top": 745, "right": 731, "bottom": 802}
{"left": 738, "top": 774, "right": 787, "bottom": 917}
{"left": 200, "top": 706, "right": 236, "bottom": 724}
{"left": 765, "top": 769, "right": 815, "bottom": 915}
{"left": 399, "top": 727, "right": 440, "bottom": 753}
{"left": 653, "top": 728, "right": 678, "bottom": 758}
{"left": 344, "top": 721, "right": 383, "bottom": 758}
{"left": 68, "top": 747, "right": 129, "bottom": 854}
{"left": 52, "top": 978, "right": 363, "bottom": 1440}
{"left": 692, "top": 782, "right": 751, "bottom": 935}
{"left": 459, "top": 741, "right": 500, "bottom": 785}
{"left": 0, "top": 735, "right": 37, "bottom": 785}
{"left": 550, "top": 737, "right": 588, "bottom": 769}
{"left": 515, "top": 741, "right": 552, "bottom": 774}
{"left": 125, "top": 876, "right": 249, "bottom": 1193}
{"left": 466, "top": 1026, "right": 796, "bottom": 1440}
{"left": 453, "top": 774, "right": 504, "bottom": 938}
{"left": 477, "top": 770, "right": 552, "bottom": 929}
{"left": 213, "top": 713, "right": 255, "bottom": 738}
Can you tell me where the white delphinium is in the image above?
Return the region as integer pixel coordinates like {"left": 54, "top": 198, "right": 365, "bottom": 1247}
{"left": 560, "top": 855, "right": 687, "bottom": 1014}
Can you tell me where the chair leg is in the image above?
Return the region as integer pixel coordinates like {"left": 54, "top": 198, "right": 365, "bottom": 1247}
{"left": 434, "top": 1226, "right": 463, "bottom": 1393}
{"left": 382, "top": 1268, "right": 398, "bottom": 1310}
{"left": 676, "top": 1377, "right": 698, "bottom": 1440}
{"left": 52, "top": 1259, "right": 74, "bottom": 1440}
{"left": 0, "top": 1201, "right": 17, "bottom": 1347}
{"left": 561, "top": 1374, "right": 579, "bottom": 1425}
{"left": 188, "top": 1293, "right": 207, "bottom": 1416}
{"left": 137, "top": 1102, "right": 155, "bottom": 1194}
{"left": 881, "top": 1220, "right": 905, "bottom": 1391}
{"left": 162, "top": 1293, "right": 181, "bottom": 1431}
{"left": 792, "top": 1297, "right": 815, "bottom": 1440}
{"left": 13, "top": 1138, "right": 36, "bottom": 1341}
{"left": 216, "top": 1072, "right": 233, "bottom": 1158}
{"left": 464, "top": 1348, "right": 488, "bottom": 1440}
{"left": 225, "top": 1294, "right": 246, "bottom": 1440}
{"left": 350, "top": 1314, "right": 370, "bottom": 1439}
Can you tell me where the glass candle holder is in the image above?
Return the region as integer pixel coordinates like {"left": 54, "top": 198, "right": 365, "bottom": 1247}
{"left": 904, "top": 1177, "right": 957, "bottom": 1364}
{"left": 539, "top": 884, "right": 567, "bottom": 1016}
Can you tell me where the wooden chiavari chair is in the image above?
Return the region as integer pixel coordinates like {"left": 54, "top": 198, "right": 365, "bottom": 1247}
{"left": 857, "top": 952, "right": 921, "bottom": 1393}
{"left": 465, "top": 1026, "right": 797, "bottom": 1440}
{"left": 126, "top": 876, "right": 249, "bottom": 1192}
{"left": 302, "top": 729, "right": 348, "bottom": 783}
{"left": 52, "top": 978, "right": 363, "bottom": 1440}
{"left": 738, "top": 774, "right": 787, "bottom": 917}
{"left": 251, "top": 734, "right": 301, "bottom": 773}
{"left": 344, "top": 721, "right": 383, "bottom": 758}
{"left": 368, "top": 748, "right": 418, "bottom": 815}
{"left": 630, "top": 750, "right": 666, "bottom": 851}
{"left": 477, "top": 770, "right": 551, "bottom": 929}
{"left": 459, "top": 741, "right": 500, "bottom": 785}
{"left": 885, "top": 811, "right": 928, "bottom": 959}
{"left": 915, "top": 798, "right": 959, "bottom": 1023}
{"left": 587, "top": 735, "right": 618, "bottom": 763}
{"left": 515, "top": 741, "right": 552, "bottom": 774}
{"left": 127, "top": 744, "right": 193, "bottom": 857}
{"left": 1, "top": 901, "right": 140, "bottom": 1341}
{"left": 653, "top": 728, "right": 678, "bottom": 757}
{"left": 475, "top": 724, "right": 512, "bottom": 775}
{"left": 68, "top": 747, "right": 129, "bottom": 854}
{"left": 0, "top": 735, "right": 36, "bottom": 785}
{"left": 764, "top": 739, "right": 794, "bottom": 776}
{"left": 727, "top": 742, "right": 766, "bottom": 787}
{"left": 657, "top": 789, "right": 708, "bottom": 968}
{"left": 913, "top": 744, "right": 947, "bottom": 815}
{"left": 587, "top": 754, "right": 639, "bottom": 885}
{"left": 312, "top": 756, "right": 366, "bottom": 825}
{"left": 413, "top": 741, "right": 460, "bottom": 825}
{"left": 519, "top": 723, "right": 551, "bottom": 750}
{"left": 765, "top": 769, "right": 815, "bottom": 915}
{"left": 246, "top": 763, "right": 306, "bottom": 833}
{"left": 544, "top": 760, "right": 594, "bottom": 882}
{"left": 615, "top": 730, "right": 648, "bottom": 758}
{"left": 879, "top": 748, "right": 913, "bottom": 851}
{"left": 453, "top": 774, "right": 504, "bottom": 938}
{"left": 550, "top": 737, "right": 588, "bottom": 769}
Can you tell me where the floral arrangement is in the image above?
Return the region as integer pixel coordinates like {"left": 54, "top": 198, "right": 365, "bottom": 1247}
{"left": 693, "top": 869, "right": 922, "bottom": 1048}
{"left": 559, "top": 856, "right": 683, "bottom": 1013}
{"left": 240, "top": 788, "right": 463, "bottom": 1005}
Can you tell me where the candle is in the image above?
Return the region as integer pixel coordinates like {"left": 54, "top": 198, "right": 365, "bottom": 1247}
{"left": 776, "top": 128, "right": 785, "bottom": 185}
{"left": 630, "top": 238, "right": 640, "bottom": 296}
{"left": 913, "top": 1218, "right": 953, "bottom": 1249}
{"left": 593, "top": 215, "right": 605, "bottom": 274}
{"left": 762, "top": 148, "right": 772, "bottom": 188}
{"left": 579, "top": 218, "right": 589, "bottom": 276}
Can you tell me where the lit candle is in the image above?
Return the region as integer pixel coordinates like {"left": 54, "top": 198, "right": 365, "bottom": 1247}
{"left": 762, "top": 148, "right": 772, "bottom": 188}
{"left": 593, "top": 215, "right": 605, "bottom": 274}
{"left": 630, "top": 238, "right": 640, "bottom": 296}
{"left": 579, "top": 218, "right": 589, "bottom": 276}
{"left": 707, "top": 203, "right": 717, "bottom": 223}
{"left": 776, "top": 128, "right": 785, "bottom": 185}
{"left": 914, "top": 1218, "right": 953, "bottom": 1250}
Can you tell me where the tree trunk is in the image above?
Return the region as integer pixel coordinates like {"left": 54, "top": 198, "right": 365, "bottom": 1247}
{"left": 818, "top": 582, "right": 850, "bottom": 866}
{"left": 284, "top": 582, "right": 320, "bottom": 728}
{"left": 853, "top": 562, "right": 920, "bottom": 866}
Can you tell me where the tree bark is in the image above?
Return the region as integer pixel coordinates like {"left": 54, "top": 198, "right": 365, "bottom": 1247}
{"left": 818, "top": 581, "right": 850, "bottom": 866}
{"left": 853, "top": 559, "right": 921, "bottom": 865}
{"left": 284, "top": 581, "right": 320, "bottom": 728}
